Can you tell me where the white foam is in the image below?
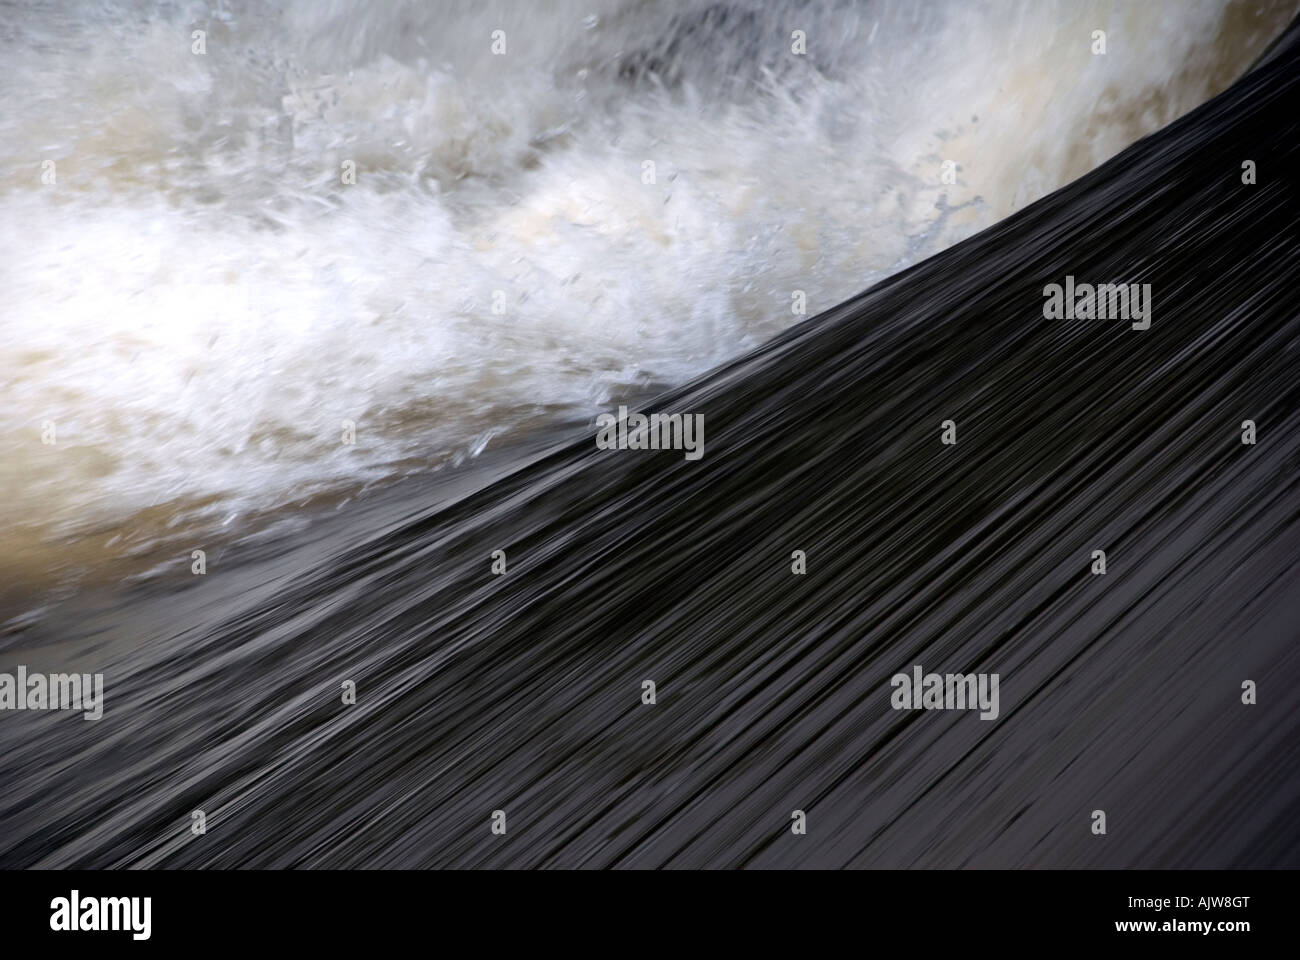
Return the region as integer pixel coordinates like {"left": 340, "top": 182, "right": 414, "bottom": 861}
{"left": 0, "top": 0, "right": 1289, "bottom": 551}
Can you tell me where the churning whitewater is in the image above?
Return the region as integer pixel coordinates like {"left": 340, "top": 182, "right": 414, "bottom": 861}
{"left": 0, "top": 0, "right": 1291, "bottom": 605}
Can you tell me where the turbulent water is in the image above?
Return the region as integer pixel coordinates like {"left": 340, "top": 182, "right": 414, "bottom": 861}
{"left": 1, "top": 0, "right": 1294, "bottom": 615}
{"left": 1, "top": 7, "right": 1297, "bottom": 868}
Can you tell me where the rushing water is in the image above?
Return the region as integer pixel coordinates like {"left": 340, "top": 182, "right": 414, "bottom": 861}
{"left": 1, "top": 0, "right": 1294, "bottom": 614}
{"left": 1, "top": 8, "right": 1297, "bottom": 865}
